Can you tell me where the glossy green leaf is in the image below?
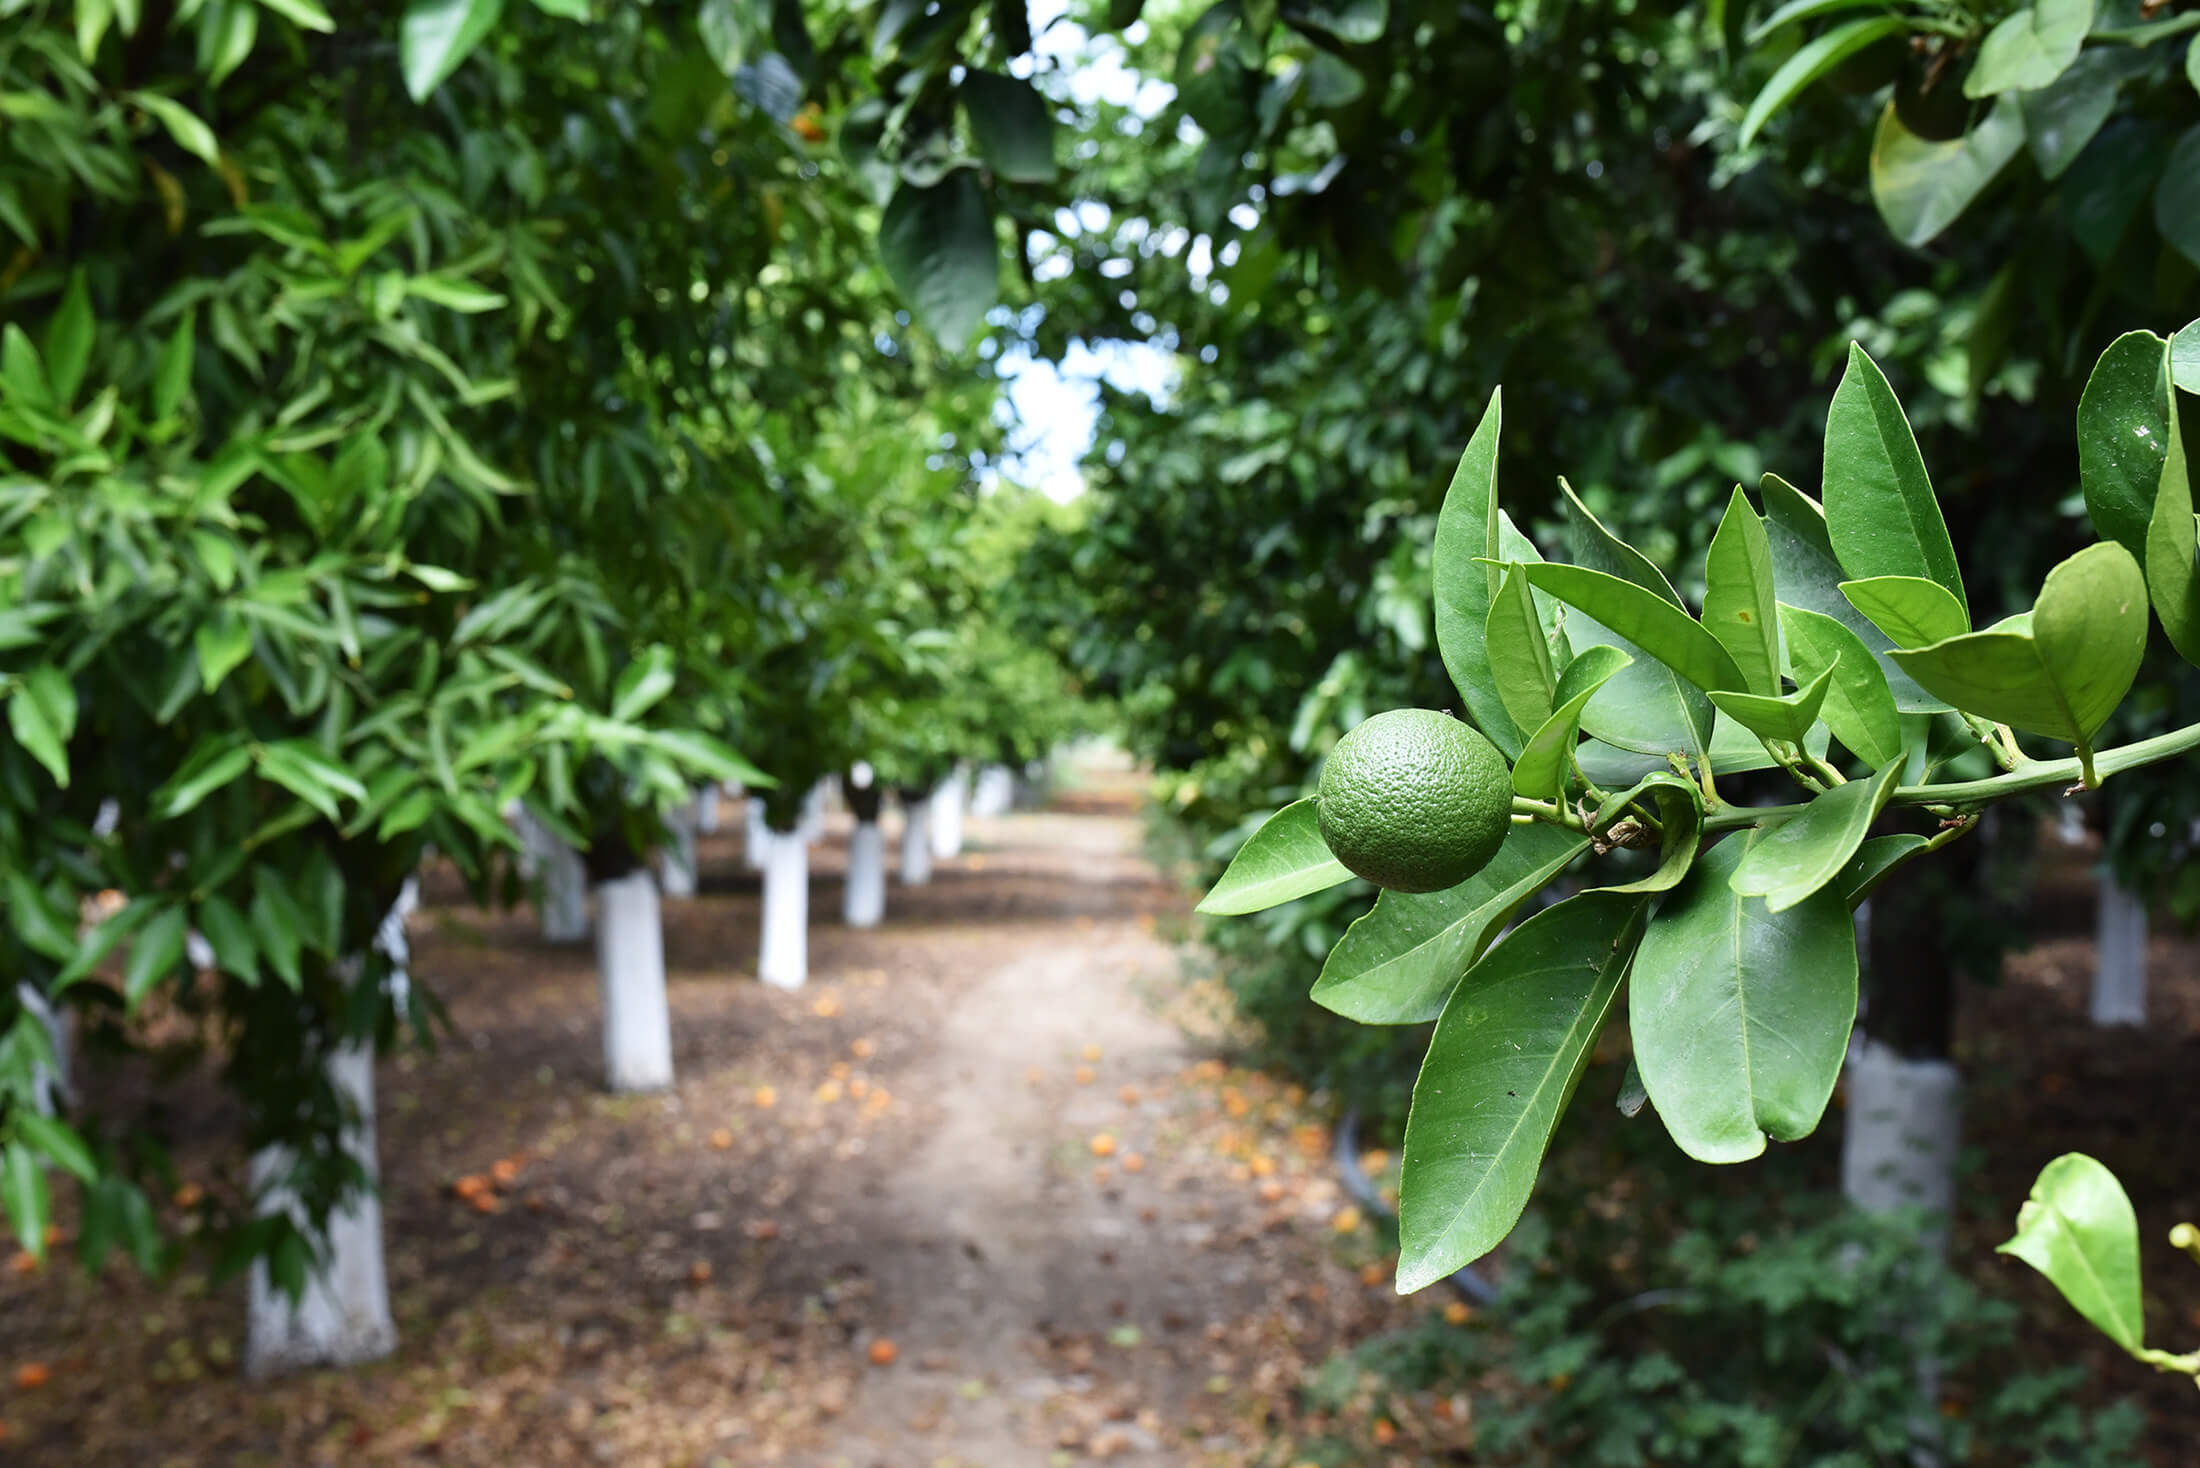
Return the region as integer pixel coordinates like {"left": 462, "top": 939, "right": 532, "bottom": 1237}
{"left": 1396, "top": 891, "right": 1645, "bottom": 1291}
{"left": 1963, "top": 0, "right": 2092, "bottom": 98}
{"left": 1998, "top": 1153, "right": 2145, "bottom": 1352}
{"left": 1559, "top": 479, "right": 1686, "bottom": 606}
{"left": 1485, "top": 563, "right": 1557, "bottom": 735}
{"left": 4, "top": 873, "right": 77, "bottom": 963}
{"left": 122, "top": 905, "right": 189, "bottom": 1010}
{"left": 2172, "top": 318, "right": 2200, "bottom": 395}
{"left": 15, "top": 1111, "right": 96, "bottom": 1184}
{"left": 1591, "top": 771, "right": 1704, "bottom": 895}
{"left": 250, "top": 872, "right": 305, "bottom": 989}
{"left": 1822, "top": 344, "right": 1967, "bottom": 616}
{"left": 879, "top": 173, "right": 998, "bottom": 353}
{"left": 1761, "top": 474, "right": 1948, "bottom": 712}
{"left": 1738, "top": 17, "right": 1906, "bottom": 148}
{"left": 2079, "top": 330, "right": 2179, "bottom": 560}
{"left": 1731, "top": 760, "right": 1902, "bottom": 911}
{"left": 962, "top": 70, "right": 1056, "bottom": 184}
{"left": 1779, "top": 605, "right": 1904, "bottom": 767}
{"left": 1889, "top": 542, "right": 2147, "bottom": 747}
{"left": 1523, "top": 563, "right": 1745, "bottom": 696}
{"left": 129, "top": 92, "right": 221, "bottom": 166}
{"left": 2, "top": 1142, "right": 51, "bottom": 1260}
{"left": 43, "top": 269, "right": 93, "bottom": 407}
{"left": 1702, "top": 486, "right": 1780, "bottom": 696}
{"left": 1512, "top": 645, "right": 1632, "bottom": 800}
{"left": 1706, "top": 663, "right": 1833, "bottom": 746}
{"left": 1745, "top": 0, "right": 1887, "bottom": 44}
{"left": 158, "top": 740, "right": 252, "bottom": 817}
{"left": 195, "top": 609, "right": 253, "bottom": 692}
{"left": 8, "top": 663, "right": 76, "bottom": 787}
{"left": 1631, "top": 834, "right": 1857, "bottom": 1164}
{"left": 1294, "top": 0, "right": 1386, "bottom": 42}
{"left": 1577, "top": 713, "right": 1830, "bottom": 785}
{"left": 197, "top": 894, "right": 259, "bottom": 985}
{"left": 401, "top": 0, "right": 506, "bottom": 102}
{"left": 2145, "top": 394, "right": 2200, "bottom": 667}
{"left": 610, "top": 646, "right": 676, "bottom": 722}
{"left": 1838, "top": 575, "right": 1970, "bottom": 647}
{"left": 1869, "top": 97, "right": 2025, "bottom": 247}
{"left": 1840, "top": 833, "right": 1928, "bottom": 906}
{"left": 256, "top": 739, "right": 365, "bottom": 822}
{"left": 1197, "top": 798, "right": 1352, "bottom": 915}
{"left": 255, "top": 0, "right": 337, "bottom": 30}
{"left": 1311, "top": 823, "right": 1588, "bottom": 1024}
{"left": 1433, "top": 394, "right": 1522, "bottom": 758}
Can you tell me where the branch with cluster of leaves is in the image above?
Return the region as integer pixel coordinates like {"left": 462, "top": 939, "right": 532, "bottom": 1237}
{"left": 1199, "top": 322, "right": 2198, "bottom": 1292}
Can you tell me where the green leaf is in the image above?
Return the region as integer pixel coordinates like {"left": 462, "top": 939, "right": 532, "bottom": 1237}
{"left": 1591, "top": 771, "right": 1705, "bottom": 895}
{"left": 2, "top": 1142, "right": 51, "bottom": 1260}
{"left": 195, "top": 609, "right": 254, "bottom": 693}
{"left": 1840, "top": 833, "right": 1928, "bottom": 906}
{"left": 1779, "top": 605, "right": 1905, "bottom": 767}
{"left": 256, "top": 739, "right": 366, "bottom": 822}
{"left": 1512, "top": 645, "right": 1632, "bottom": 801}
{"left": 1964, "top": 0, "right": 2092, "bottom": 98}
{"left": 1630, "top": 834, "right": 1857, "bottom": 1163}
{"left": 1433, "top": 394, "right": 1521, "bottom": 759}
{"left": 0, "top": 324, "right": 50, "bottom": 407}
{"left": 1822, "top": 343, "right": 1967, "bottom": 617}
{"left": 643, "top": 729, "right": 772, "bottom": 788}
{"left": 254, "top": 0, "right": 337, "bottom": 30}
{"left": 1522, "top": 563, "right": 1746, "bottom": 696}
{"left": 1731, "top": 761, "right": 1902, "bottom": 912}
{"left": 400, "top": 0, "right": 506, "bottom": 102}
{"left": 1197, "top": 798, "right": 1352, "bottom": 915}
{"left": 1869, "top": 97, "right": 2025, "bottom": 248}
{"left": 14, "top": 1111, "right": 96, "bottom": 1184}
{"left": 2020, "top": 47, "right": 2138, "bottom": 181}
{"left": 8, "top": 663, "right": 76, "bottom": 787}
{"left": 878, "top": 173, "right": 997, "bottom": 353}
{"left": 961, "top": 70, "right": 1056, "bottom": 184}
{"left": 2172, "top": 318, "right": 2200, "bottom": 396}
{"left": 1485, "top": 563, "right": 1557, "bottom": 735}
{"left": 1311, "top": 824, "right": 1588, "bottom": 1024}
{"left": 1746, "top": 0, "right": 1888, "bottom": 45}
{"left": 122, "top": 905, "right": 188, "bottom": 1010}
{"left": 55, "top": 899, "right": 156, "bottom": 990}
{"left": 1396, "top": 891, "right": 1645, "bottom": 1290}
{"left": 2145, "top": 390, "right": 2200, "bottom": 668}
{"left": 152, "top": 311, "right": 195, "bottom": 421}
{"left": 1707, "top": 664, "right": 1834, "bottom": 746}
{"left": 1293, "top": 0, "right": 1386, "bottom": 43}
{"left": 249, "top": 872, "right": 305, "bottom": 988}
{"left": 197, "top": 895, "right": 259, "bottom": 985}
{"left": 157, "top": 740, "right": 252, "bottom": 817}
{"left": 1559, "top": 478, "right": 1686, "bottom": 606}
{"left": 610, "top": 646, "right": 675, "bottom": 722}
{"left": 404, "top": 275, "right": 509, "bottom": 313}
{"left": 42, "top": 269, "right": 93, "bottom": 407}
{"left": 1702, "top": 486, "right": 1780, "bottom": 696}
{"left": 2079, "top": 330, "right": 2181, "bottom": 561}
{"left": 4, "top": 873, "right": 77, "bottom": 963}
{"left": 2155, "top": 126, "right": 2200, "bottom": 270}
{"left": 1737, "top": 17, "right": 1906, "bottom": 148}
{"left": 1998, "top": 1154, "right": 2147, "bottom": 1352}
{"left": 128, "top": 92, "right": 221, "bottom": 166}
{"left": 1838, "top": 575, "right": 1971, "bottom": 647}
{"left": 526, "top": 0, "right": 589, "bottom": 15}
{"left": 1761, "top": 474, "right": 1947, "bottom": 713}
{"left": 1891, "top": 542, "right": 2148, "bottom": 744}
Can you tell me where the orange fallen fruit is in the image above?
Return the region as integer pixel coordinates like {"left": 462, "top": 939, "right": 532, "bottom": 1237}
{"left": 709, "top": 1129, "right": 734, "bottom": 1150}
{"left": 14, "top": 1363, "right": 48, "bottom": 1390}
{"left": 491, "top": 1158, "right": 521, "bottom": 1186}
{"left": 867, "top": 1338, "right": 898, "bottom": 1366}
{"left": 1121, "top": 1153, "right": 1145, "bottom": 1174}
{"left": 753, "top": 1086, "right": 778, "bottom": 1108}
{"left": 1443, "top": 1301, "right": 1473, "bottom": 1326}
{"left": 1074, "top": 1067, "right": 1095, "bottom": 1086}
{"left": 1089, "top": 1133, "right": 1118, "bottom": 1158}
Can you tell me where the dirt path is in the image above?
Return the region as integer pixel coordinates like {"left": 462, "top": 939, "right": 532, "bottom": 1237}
{"left": 1, "top": 782, "right": 1416, "bottom": 1466}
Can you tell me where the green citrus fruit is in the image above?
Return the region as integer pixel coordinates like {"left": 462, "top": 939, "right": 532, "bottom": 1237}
{"left": 1317, "top": 709, "right": 1512, "bottom": 893}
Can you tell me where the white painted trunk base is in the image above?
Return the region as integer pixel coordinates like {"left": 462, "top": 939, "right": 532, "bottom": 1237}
{"left": 930, "top": 769, "right": 966, "bottom": 859}
{"left": 2092, "top": 872, "right": 2148, "bottom": 1027}
{"left": 246, "top": 1040, "right": 396, "bottom": 1377}
{"left": 901, "top": 803, "right": 934, "bottom": 886}
{"left": 695, "top": 784, "right": 721, "bottom": 835}
{"left": 744, "top": 800, "right": 768, "bottom": 871}
{"left": 798, "top": 783, "right": 827, "bottom": 844}
{"left": 759, "top": 832, "right": 810, "bottom": 990}
{"left": 539, "top": 835, "right": 590, "bottom": 943}
{"left": 971, "top": 765, "right": 1015, "bottom": 818}
{"left": 1840, "top": 1037, "right": 1962, "bottom": 1252}
{"left": 660, "top": 800, "right": 699, "bottom": 900}
{"left": 844, "top": 821, "right": 886, "bottom": 929}
{"left": 595, "top": 871, "right": 673, "bottom": 1092}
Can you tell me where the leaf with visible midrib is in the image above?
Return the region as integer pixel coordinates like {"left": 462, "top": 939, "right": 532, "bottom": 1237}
{"left": 879, "top": 173, "right": 999, "bottom": 353}
{"left": 1512, "top": 645, "right": 1632, "bottom": 800}
{"left": 1631, "top": 835, "right": 1858, "bottom": 1163}
{"left": 1730, "top": 761, "right": 1902, "bottom": 912}
{"left": 1396, "top": 891, "right": 1645, "bottom": 1291}
{"left": 1433, "top": 396, "right": 1521, "bottom": 757}
{"left": 1523, "top": 563, "right": 1745, "bottom": 696}
{"left": 1703, "top": 486, "right": 1780, "bottom": 695}
{"left": 1197, "top": 798, "right": 1352, "bottom": 915}
{"left": 1823, "top": 343, "right": 1967, "bottom": 615}
{"left": 1312, "top": 823, "right": 1588, "bottom": 1024}
{"left": 1998, "top": 1153, "right": 2146, "bottom": 1352}
{"left": 1839, "top": 576, "right": 1969, "bottom": 647}
{"left": 1778, "top": 605, "right": 1904, "bottom": 767}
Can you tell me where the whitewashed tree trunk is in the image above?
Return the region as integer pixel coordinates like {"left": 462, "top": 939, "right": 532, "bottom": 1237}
{"left": 971, "top": 765, "right": 1015, "bottom": 817}
{"left": 17, "top": 983, "right": 69, "bottom": 1115}
{"left": 930, "top": 767, "right": 966, "bottom": 859}
{"left": 744, "top": 798, "right": 768, "bottom": 871}
{"left": 659, "top": 799, "right": 699, "bottom": 900}
{"left": 2092, "top": 870, "right": 2148, "bottom": 1027}
{"left": 1840, "top": 1036, "right": 1962, "bottom": 1254}
{"left": 844, "top": 820, "right": 886, "bottom": 929}
{"left": 797, "top": 782, "right": 827, "bottom": 843}
{"left": 539, "top": 834, "right": 590, "bottom": 943}
{"left": 900, "top": 800, "right": 934, "bottom": 886}
{"left": 594, "top": 870, "right": 673, "bottom": 1092}
{"left": 759, "top": 830, "right": 809, "bottom": 989}
{"left": 695, "top": 783, "right": 721, "bottom": 835}
{"left": 246, "top": 1036, "right": 396, "bottom": 1377}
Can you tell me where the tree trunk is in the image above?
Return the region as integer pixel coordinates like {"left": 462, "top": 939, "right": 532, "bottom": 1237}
{"left": 538, "top": 833, "right": 590, "bottom": 942}
{"left": 797, "top": 781, "right": 827, "bottom": 843}
{"left": 900, "top": 797, "right": 934, "bottom": 886}
{"left": 594, "top": 870, "right": 673, "bottom": 1092}
{"left": 844, "top": 820, "right": 886, "bottom": 929}
{"left": 245, "top": 1038, "right": 396, "bottom": 1377}
{"left": 759, "top": 829, "right": 809, "bottom": 990}
{"left": 2092, "top": 869, "right": 2148, "bottom": 1027}
{"left": 744, "top": 796, "right": 768, "bottom": 871}
{"left": 929, "top": 766, "right": 966, "bottom": 860}
{"left": 971, "top": 764, "right": 1015, "bottom": 817}
{"left": 659, "top": 799, "right": 699, "bottom": 900}
{"left": 695, "top": 783, "right": 721, "bottom": 835}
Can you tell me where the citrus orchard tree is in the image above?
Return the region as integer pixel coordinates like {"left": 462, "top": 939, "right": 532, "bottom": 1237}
{"left": 1200, "top": 324, "right": 2198, "bottom": 1293}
